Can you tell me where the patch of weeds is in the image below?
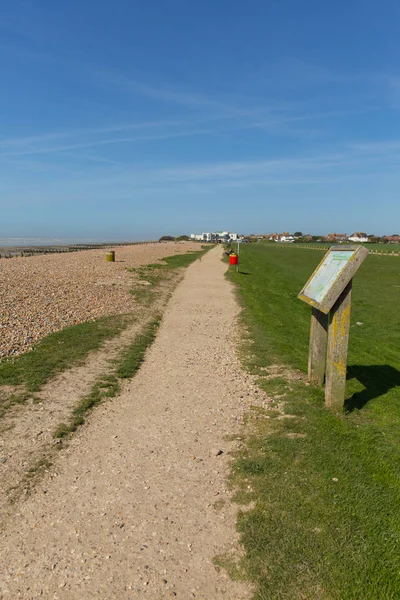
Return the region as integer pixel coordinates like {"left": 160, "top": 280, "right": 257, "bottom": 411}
{"left": 26, "top": 456, "right": 53, "bottom": 475}
{"left": 7, "top": 456, "right": 53, "bottom": 503}
{"left": 130, "top": 285, "right": 156, "bottom": 305}
{"left": 116, "top": 317, "right": 161, "bottom": 379}
{"left": 213, "top": 554, "right": 245, "bottom": 581}
{"left": 0, "top": 391, "right": 32, "bottom": 420}
{"left": 55, "top": 374, "right": 120, "bottom": 437}
{"left": 213, "top": 498, "right": 226, "bottom": 511}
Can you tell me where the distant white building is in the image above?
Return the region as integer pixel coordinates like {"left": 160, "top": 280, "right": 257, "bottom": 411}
{"left": 348, "top": 232, "right": 369, "bottom": 243}
{"left": 268, "top": 232, "right": 295, "bottom": 243}
{"left": 190, "top": 231, "right": 239, "bottom": 242}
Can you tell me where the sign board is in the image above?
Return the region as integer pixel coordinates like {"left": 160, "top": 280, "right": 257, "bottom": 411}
{"left": 298, "top": 245, "right": 368, "bottom": 411}
{"left": 298, "top": 246, "right": 368, "bottom": 314}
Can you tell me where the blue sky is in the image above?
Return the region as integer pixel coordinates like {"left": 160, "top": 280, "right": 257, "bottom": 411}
{"left": 1, "top": 0, "right": 400, "bottom": 240}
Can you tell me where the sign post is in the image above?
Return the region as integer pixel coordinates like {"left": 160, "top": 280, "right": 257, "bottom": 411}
{"left": 308, "top": 308, "right": 329, "bottom": 385}
{"left": 298, "top": 246, "right": 368, "bottom": 410}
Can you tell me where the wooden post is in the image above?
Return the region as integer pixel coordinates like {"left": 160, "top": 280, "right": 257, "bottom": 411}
{"left": 325, "top": 281, "right": 352, "bottom": 410}
{"left": 308, "top": 308, "right": 329, "bottom": 384}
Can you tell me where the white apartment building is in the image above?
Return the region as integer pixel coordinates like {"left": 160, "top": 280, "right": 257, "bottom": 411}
{"left": 190, "top": 231, "right": 239, "bottom": 242}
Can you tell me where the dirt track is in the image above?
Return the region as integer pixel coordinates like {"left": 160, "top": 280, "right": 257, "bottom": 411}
{"left": 0, "top": 246, "right": 265, "bottom": 599}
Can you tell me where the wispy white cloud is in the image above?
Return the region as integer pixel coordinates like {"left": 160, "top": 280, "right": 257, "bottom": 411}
{"left": 91, "top": 70, "right": 284, "bottom": 120}
{"left": 0, "top": 103, "right": 387, "bottom": 163}
{"left": 4, "top": 140, "right": 400, "bottom": 210}
{"left": 58, "top": 152, "right": 124, "bottom": 166}
{"left": 349, "top": 140, "right": 400, "bottom": 152}
{"left": 256, "top": 59, "right": 358, "bottom": 88}
{"left": 15, "top": 148, "right": 378, "bottom": 190}
{"left": 0, "top": 119, "right": 190, "bottom": 148}
{"left": 0, "top": 128, "right": 213, "bottom": 158}
{"left": 140, "top": 154, "right": 352, "bottom": 186}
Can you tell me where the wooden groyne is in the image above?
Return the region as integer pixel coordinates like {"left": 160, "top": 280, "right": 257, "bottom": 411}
{"left": 0, "top": 240, "right": 159, "bottom": 259}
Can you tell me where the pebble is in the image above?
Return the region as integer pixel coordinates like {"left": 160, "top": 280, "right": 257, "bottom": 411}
{"left": 211, "top": 449, "right": 223, "bottom": 457}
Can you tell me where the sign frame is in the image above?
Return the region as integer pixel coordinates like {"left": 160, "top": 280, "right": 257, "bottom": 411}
{"left": 298, "top": 245, "right": 368, "bottom": 314}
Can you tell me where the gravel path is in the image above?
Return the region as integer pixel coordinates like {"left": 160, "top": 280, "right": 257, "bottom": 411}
{"left": 0, "top": 242, "right": 199, "bottom": 357}
{"left": 0, "top": 246, "right": 262, "bottom": 599}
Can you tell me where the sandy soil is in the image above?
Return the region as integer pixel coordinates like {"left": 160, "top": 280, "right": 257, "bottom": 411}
{"left": 0, "top": 241, "right": 200, "bottom": 357}
{"left": 0, "top": 247, "right": 268, "bottom": 599}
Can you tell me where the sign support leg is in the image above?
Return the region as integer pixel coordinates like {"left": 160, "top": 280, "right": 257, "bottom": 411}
{"left": 308, "top": 308, "right": 328, "bottom": 384}
{"left": 325, "top": 281, "right": 352, "bottom": 411}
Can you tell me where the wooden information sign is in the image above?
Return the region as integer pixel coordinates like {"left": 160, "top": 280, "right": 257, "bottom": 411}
{"left": 298, "top": 245, "right": 368, "bottom": 411}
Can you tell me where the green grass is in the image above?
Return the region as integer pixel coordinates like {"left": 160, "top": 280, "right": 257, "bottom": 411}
{"left": 115, "top": 317, "right": 161, "bottom": 379}
{"left": 361, "top": 243, "right": 400, "bottom": 252}
{"left": 226, "top": 244, "right": 400, "bottom": 599}
{"left": 54, "top": 373, "right": 120, "bottom": 438}
{"left": 0, "top": 315, "right": 132, "bottom": 393}
{"left": 286, "top": 242, "right": 400, "bottom": 254}
{"left": 148, "top": 249, "right": 209, "bottom": 269}
{"left": 131, "top": 248, "right": 210, "bottom": 277}
{"left": 55, "top": 317, "right": 161, "bottom": 438}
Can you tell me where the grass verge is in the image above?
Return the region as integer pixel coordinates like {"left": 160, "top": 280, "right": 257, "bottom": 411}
{"left": 54, "top": 317, "right": 161, "bottom": 438}
{"left": 0, "top": 315, "right": 132, "bottom": 393}
{"left": 225, "top": 244, "right": 400, "bottom": 600}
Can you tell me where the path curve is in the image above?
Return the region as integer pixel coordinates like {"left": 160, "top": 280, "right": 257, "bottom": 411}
{"left": 0, "top": 246, "right": 254, "bottom": 599}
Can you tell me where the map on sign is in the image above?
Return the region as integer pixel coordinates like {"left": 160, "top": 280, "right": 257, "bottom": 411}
{"left": 301, "top": 250, "right": 356, "bottom": 304}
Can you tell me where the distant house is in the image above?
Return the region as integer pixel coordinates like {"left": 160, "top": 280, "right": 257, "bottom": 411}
{"left": 268, "top": 232, "right": 295, "bottom": 242}
{"left": 327, "top": 233, "right": 347, "bottom": 243}
{"left": 348, "top": 232, "right": 369, "bottom": 243}
{"left": 384, "top": 235, "right": 400, "bottom": 244}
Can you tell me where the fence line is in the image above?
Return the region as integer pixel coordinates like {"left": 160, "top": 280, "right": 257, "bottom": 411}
{"left": 275, "top": 244, "right": 400, "bottom": 256}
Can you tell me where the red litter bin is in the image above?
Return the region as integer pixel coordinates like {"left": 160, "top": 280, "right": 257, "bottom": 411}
{"left": 229, "top": 253, "right": 238, "bottom": 265}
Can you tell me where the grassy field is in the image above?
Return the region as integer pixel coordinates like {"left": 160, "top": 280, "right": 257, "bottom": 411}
{"left": 226, "top": 244, "right": 400, "bottom": 599}
{"left": 276, "top": 241, "right": 400, "bottom": 254}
